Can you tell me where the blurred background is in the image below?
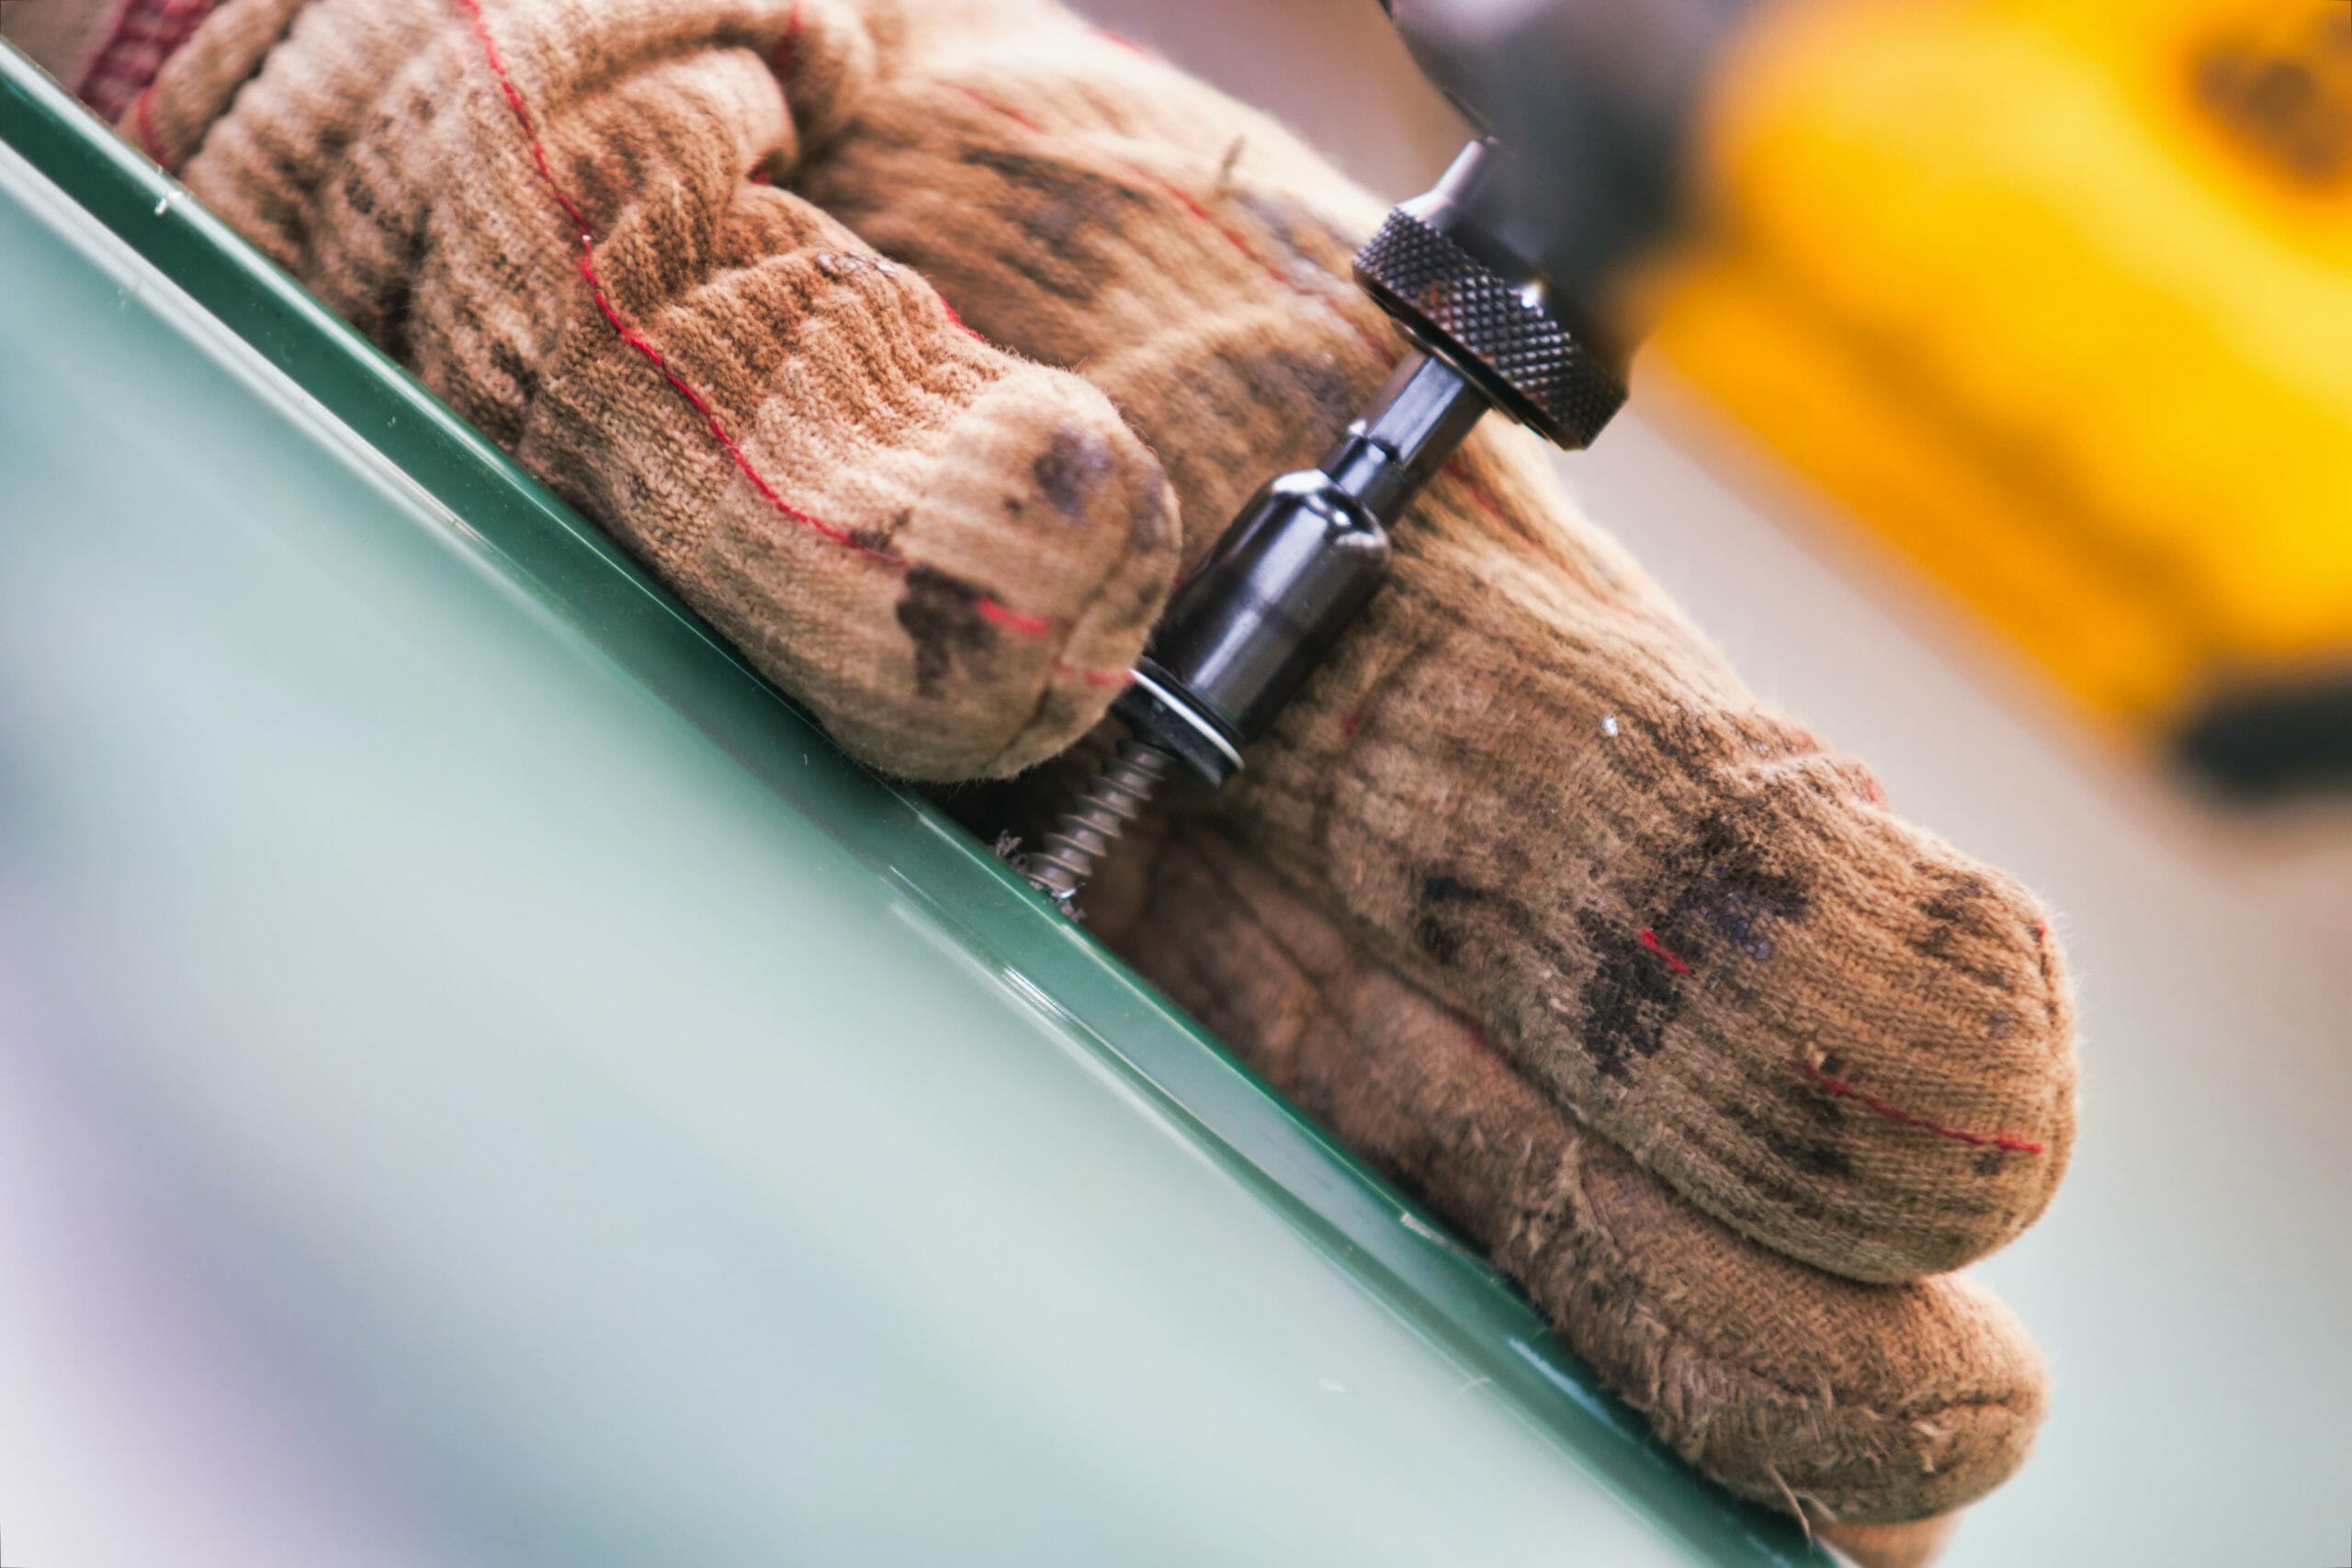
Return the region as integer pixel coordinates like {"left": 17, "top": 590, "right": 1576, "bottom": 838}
{"left": 4, "top": 1, "right": 2351, "bottom": 1566}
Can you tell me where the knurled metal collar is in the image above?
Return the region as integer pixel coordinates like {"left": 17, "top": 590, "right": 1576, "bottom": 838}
{"left": 1353, "top": 208, "right": 1627, "bottom": 451}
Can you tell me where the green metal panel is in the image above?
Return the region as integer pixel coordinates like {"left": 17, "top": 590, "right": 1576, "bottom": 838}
{"left": 0, "top": 47, "right": 1819, "bottom": 1565}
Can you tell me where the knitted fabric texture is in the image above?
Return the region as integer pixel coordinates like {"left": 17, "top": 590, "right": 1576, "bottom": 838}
{"left": 132, "top": 0, "right": 1181, "bottom": 778}
{"left": 1090, "top": 822, "right": 2043, "bottom": 1545}
{"left": 91, "top": 0, "right": 2082, "bottom": 1551}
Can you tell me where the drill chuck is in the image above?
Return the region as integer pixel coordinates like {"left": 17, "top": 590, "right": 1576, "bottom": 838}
{"left": 1354, "top": 151, "right": 1628, "bottom": 449}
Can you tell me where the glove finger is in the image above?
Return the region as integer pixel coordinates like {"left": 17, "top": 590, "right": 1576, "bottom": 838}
{"left": 141, "top": 0, "right": 1180, "bottom": 780}
{"left": 1094, "top": 821, "right": 2042, "bottom": 1532}
{"left": 803, "top": 17, "right": 2076, "bottom": 1281}
{"left": 795, "top": 9, "right": 1411, "bottom": 568}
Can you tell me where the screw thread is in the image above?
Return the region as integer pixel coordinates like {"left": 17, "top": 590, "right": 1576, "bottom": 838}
{"left": 1019, "top": 739, "right": 1174, "bottom": 908}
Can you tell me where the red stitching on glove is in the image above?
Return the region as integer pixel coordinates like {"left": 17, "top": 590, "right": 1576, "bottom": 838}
{"left": 976, "top": 599, "right": 1050, "bottom": 637}
{"left": 1091, "top": 28, "right": 1155, "bottom": 59}
{"left": 1443, "top": 456, "right": 1517, "bottom": 531}
{"left": 448, "top": 0, "right": 1127, "bottom": 688}
{"left": 770, "top": 0, "right": 803, "bottom": 83}
{"left": 1636, "top": 916, "right": 2044, "bottom": 1153}
{"left": 933, "top": 295, "right": 988, "bottom": 345}
{"left": 130, "top": 85, "right": 167, "bottom": 165}
{"left": 954, "top": 83, "right": 1046, "bottom": 135}
{"left": 946, "top": 82, "right": 1388, "bottom": 358}
{"left": 1638, "top": 928, "right": 1693, "bottom": 975}
{"left": 1790, "top": 1058, "right": 2046, "bottom": 1155}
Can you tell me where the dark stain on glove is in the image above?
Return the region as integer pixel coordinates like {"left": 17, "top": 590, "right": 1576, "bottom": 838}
{"left": 898, "top": 564, "right": 1002, "bottom": 695}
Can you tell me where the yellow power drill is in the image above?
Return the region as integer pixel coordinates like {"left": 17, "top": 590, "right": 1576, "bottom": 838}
{"left": 1654, "top": 0, "right": 2352, "bottom": 796}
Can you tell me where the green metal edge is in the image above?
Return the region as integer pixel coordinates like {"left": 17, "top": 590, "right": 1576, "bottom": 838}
{"left": 0, "top": 45, "right": 1824, "bottom": 1566}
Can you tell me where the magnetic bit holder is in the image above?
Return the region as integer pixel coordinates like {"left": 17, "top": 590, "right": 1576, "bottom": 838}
{"left": 1015, "top": 142, "right": 1629, "bottom": 909}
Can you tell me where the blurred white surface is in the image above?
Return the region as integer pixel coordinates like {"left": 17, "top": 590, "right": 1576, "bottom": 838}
{"left": 1076, "top": 0, "right": 2352, "bottom": 1561}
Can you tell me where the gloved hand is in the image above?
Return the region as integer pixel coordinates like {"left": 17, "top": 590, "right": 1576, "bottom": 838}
{"left": 57, "top": 0, "right": 2079, "bottom": 1558}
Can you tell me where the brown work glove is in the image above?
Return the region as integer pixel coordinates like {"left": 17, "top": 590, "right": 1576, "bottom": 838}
{"left": 63, "top": 0, "right": 2080, "bottom": 1558}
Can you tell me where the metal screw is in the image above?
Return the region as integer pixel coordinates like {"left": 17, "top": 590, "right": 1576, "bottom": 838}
{"left": 1011, "top": 739, "right": 1175, "bottom": 913}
